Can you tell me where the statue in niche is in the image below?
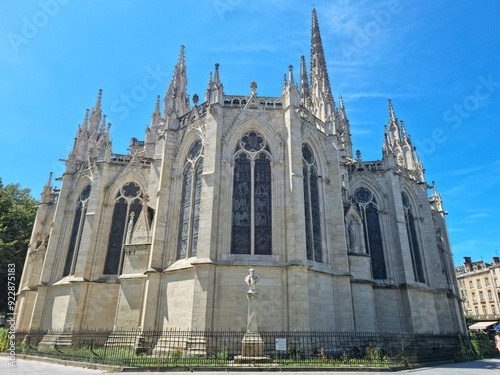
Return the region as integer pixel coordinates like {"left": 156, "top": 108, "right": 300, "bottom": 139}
{"left": 348, "top": 220, "right": 359, "bottom": 252}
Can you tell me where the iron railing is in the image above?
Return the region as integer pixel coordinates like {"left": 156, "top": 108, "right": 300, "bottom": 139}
{"left": 15, "top": 329, "right": 462, "bottom": 368}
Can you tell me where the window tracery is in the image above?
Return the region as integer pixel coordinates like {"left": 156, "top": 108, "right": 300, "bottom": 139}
{"left": 302, "top": 143, "right": 322, "bottom": 262}
{"left": 177, "top": 140, "right": 204, "bottom": 259}
{"left": 354, "top": 187, "right": 386, "bottom": 279}
{"left": 402, "top": 192, "right": 425, "bottom": 282}
{"left": 231, "top": 131, "right": 272, "bottom": 255}
{"left": 63, "top": 185, "right": 91, "bottom": 277}
{"left": 104, "top": 182, "right": 143, "bottom": 275}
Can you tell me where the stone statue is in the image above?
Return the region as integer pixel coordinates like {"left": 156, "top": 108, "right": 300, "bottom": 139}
{"left": 348, "top": 220, "right": 358, "bottom": 252}
{"left": 245, "top": 268, "right": 259, "bottom": 293}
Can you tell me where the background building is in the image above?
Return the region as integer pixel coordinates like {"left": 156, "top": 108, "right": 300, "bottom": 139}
{"left": 15, "top": 9, "right": 465, "bottom": 347}
{"left": 455, "top": 256, "right": 500, "bottom": 321}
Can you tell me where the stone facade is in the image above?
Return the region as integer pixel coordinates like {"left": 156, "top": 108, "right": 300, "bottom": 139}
{"left": 15, "top": 9, "right": 465, "bottom": 340}
{"left": 455, "top": 256, "right": 500, "bottom": 320}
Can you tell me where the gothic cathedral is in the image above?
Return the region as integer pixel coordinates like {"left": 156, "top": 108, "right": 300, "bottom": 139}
{"left": 16, "top": 9, "right": 465, "bottom": 339}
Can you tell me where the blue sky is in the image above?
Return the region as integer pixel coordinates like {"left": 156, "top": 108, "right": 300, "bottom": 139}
{"left": 1, "top": 0, "right": 499, "bottom": 266}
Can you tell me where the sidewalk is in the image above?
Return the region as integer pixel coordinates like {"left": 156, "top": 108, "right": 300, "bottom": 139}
{"left": 2, "top": 356, "right": 500, "bottom": 374}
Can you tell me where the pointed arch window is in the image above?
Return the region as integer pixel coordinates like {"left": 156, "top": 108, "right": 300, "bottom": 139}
{"left": 177, "top": 140, "right": 204, "bottom": 259}
{"left": 104, "top": 182, "right": 143, "bottom": 275}
{"left": 63, "top": 185, "right": 91, "bottom": 277}
{"left": 402, "top": 192, "right": 425, "bottom": 282}
{"left": 354, "top": 187, "right": 386, "bottom": 279}
{"left": 231, "top": 131, "right": 272, "bottom": 255}
{"left": 303, "top": 143, "right": 322, "bottom": 262}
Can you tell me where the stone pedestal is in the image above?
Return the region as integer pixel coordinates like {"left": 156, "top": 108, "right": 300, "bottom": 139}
{"left": 234, "top": 290, "right": 272, "bottom": 364}
{"left": 241, "top": 332, "right": 264, "bottom": 356}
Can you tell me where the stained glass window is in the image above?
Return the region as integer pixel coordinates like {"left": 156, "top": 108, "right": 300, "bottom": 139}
{"left": 177, "top": 140, "right": 204, "bottom": 259}
{"left": 354, "top": 187, "right": 386, "bottom": 279}
{"left": 402, "top": 192, "right": 425, "bottom": 282}
{"left": 302, "top": 143, "right": 322, "bottom": 262}
{"left": 104, "top": 182, "right": 143, "bottom": 275}
{"left": 231, "top": 131, "right": 272, "bottom": 255}
{"left": 63, "top": 185, "right": 91, "bottom": 277}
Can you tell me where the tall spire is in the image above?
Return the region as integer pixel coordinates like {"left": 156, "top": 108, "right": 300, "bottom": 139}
{"left": 164, "top": 45, "right": 190, "bottom": 120}
{"left": 388, "top": 99, "right": 401, "bottom": 143}
{"left": 89, "top": 89, "right": 102, "bottom": 134}
{"left": 309, "top": 8, "right": 336, "bottom": 125}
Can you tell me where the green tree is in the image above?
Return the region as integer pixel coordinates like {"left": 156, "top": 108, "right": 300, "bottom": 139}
{"left": 0, "top": 178, "right": 37, "bottom": 314}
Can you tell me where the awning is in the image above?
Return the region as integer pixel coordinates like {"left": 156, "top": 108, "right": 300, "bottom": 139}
{"left": 468, "top": 321, "right": 498, "bottom": 330}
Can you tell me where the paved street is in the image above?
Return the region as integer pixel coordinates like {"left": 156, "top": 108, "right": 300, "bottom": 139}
{"left": 2, "top": 356, "right": 500, "bottom": 375}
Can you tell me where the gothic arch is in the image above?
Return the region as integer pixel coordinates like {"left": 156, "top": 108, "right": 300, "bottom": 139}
{"left": 230, "top": 130, "right": 273, "bottom": 256}
{"left": 62, "top": 183, "right": 92, "bottom": 277}
{"left": 352, "top": 184, "right": 388, "bottom": 280}
{"left": 173, "top": 132, "right": 205, "bottom": 176}
{"left": 224, "top": 108, "right": 276, "bottom": 142}
{"left": 223, "top": 119, "right": 283, "bottom": 163}
{"left": 103, "top": 180, "right": 147, "bottom": 275}
{"left": 176, "top": 139, "right": 204, "bottom": 260}
{"left": 106, "top": 173, "right": 148, "bottom": 203}
{"left": 400, "top": 189, "right": 426, "bottom": 283}
{"left": 400, "top": 184, "right": 420, "bottom": 211}
{"left": 301, "top": 133, "right": 328, "bottom": 178}
{"left": 301, "top": 142, "right": 325, "bottom": 263}
{"left": 349, "top": 177, "right": 388, "bottom": 212}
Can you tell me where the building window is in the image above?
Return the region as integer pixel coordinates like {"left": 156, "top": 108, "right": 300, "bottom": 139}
{"left": 401, "top": 192, "right": 425, "bottom": 283}
{"left": 479, "top": 291, "right": 484, "bottom": 302}
{"left": 482, "top": 306, "right": 487, "bottom": 316}
{"left": 477, "top": 279, "right": 482, "bottom": 288}
{"left": 231, "top": 131, "right": 272, "bottom": 255}
{"left": 485, "top": 277, "right": 490, "bottom": 286}
{"left": 488, "top": 290, "right": 493, "bottom": 301}
{"left": 63, "top": 185, "right": 91, "bottom": 277}
{"left": 472, "top": 292, "right": 477, "bottom": 303}
{"left": 104, "top": 182, "right": 143, "bottom": 275}
{"left": 302, "top": 143, "right": 322, "bottom": 262}
{"left": 469, "top": 280, "right": 474, "bottom": 289}
{"left": 495, "top": 278, "right": 499, "bottom": 287}
{"left": 475, "top": 307, "right": 479, "bottom": 316}
{"left": 492, "top": 305, "right": 497, "bottom": 315}
{"left": 177, "top": 140, "right": 204, "bottom": 259}
{"left": 354, "top": 187, "right": 387, "bottom": 279}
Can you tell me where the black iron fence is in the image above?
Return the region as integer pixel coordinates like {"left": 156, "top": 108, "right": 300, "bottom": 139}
{"left": 14, "top": 329, "right": 462, "bottom": 368}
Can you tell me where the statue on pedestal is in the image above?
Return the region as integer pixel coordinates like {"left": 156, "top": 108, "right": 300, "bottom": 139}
{"left": 235, "top": 268, "right": 271, "bottom": 363}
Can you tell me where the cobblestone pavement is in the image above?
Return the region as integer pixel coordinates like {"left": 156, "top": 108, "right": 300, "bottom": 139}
{"left": 2, "top": 356, "right": 500, "bottom": 374}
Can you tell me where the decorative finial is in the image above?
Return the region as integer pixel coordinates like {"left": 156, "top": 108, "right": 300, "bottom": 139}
{"left": 193, "top": 93, "right": 199, "bottom": 105}
{"left": 213, "top": 63, "right": 220, "bottom": 84}
{"left": 155, "top": 95, "right": 160, "bottom": 113}
{"left": 356, "top": 149, "right": 361, "bottom": 161}
{"left": 288, "top": 64, "right": 294, "bottom": 86}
